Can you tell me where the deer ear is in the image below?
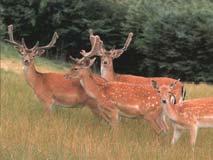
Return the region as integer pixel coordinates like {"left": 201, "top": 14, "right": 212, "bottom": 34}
{"left": 151, "top": 80, "right": 159, "bottom": 90}
{"left": 179, "top": 86, "right": 186, "bottom": 103}
{"left": 170, "top": 79, "right": 180, "bottom": 89}
{"left": 182, "top": 88, "right": 186, "bottom": 100}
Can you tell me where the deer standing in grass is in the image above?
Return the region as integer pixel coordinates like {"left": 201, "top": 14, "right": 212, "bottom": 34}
{"left": 65, "top": 57, "right": 170, "bottom": 134}
{"left": 81, "top": 31, "right": 185, "bottom": 131}
{"left": 5, "top": 25, "right": 104, "bottom": 115}
{"left": 152, "top": 80, "right": 213, "bottom": 149}
{"left": 81, "top": 31, "right": 184, "bottom": 104}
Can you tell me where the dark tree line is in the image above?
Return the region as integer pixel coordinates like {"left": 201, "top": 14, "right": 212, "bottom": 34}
{"left": 1, "top": 0, "right": 213, "bottom": 82}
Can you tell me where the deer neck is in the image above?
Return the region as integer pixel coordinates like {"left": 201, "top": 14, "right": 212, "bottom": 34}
{"left": 101, "top": 63, "right": 115, "bottom": 81}
{"left": 23, "top": 61, "right": 40, "bottom": 88}
{"left": 79, "top": 70, "right": 102, "bottom": 99}
{"left": 162, "top": 102, "right": 178, "bottom": 122}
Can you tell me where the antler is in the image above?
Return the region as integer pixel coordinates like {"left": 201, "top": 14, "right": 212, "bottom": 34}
{"left": 122, "top": 32, "right": 133, "bottom": 51}
{"left": 70, "top": 55, "right": 84, "bottom": 63}
{"left": 35, "top": 32, "right": 59, "bottom": 50}
{"left": 70, "top": 55, "right": 96, "bottom": 68}
{"left": 5, "top": 25, "right": 23, "bottom": 48}
{"left": 109, "top": 32, "right": 133, "bottom": 58}
{"left": 80, "top": 29, "right": 103, "bottom": 57}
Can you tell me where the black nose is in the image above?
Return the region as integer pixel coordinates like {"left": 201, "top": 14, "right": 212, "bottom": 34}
{"left": 24, "top": 60, "right": 30, "bottom": 65}
{"left": 162, "top": 100, "right": 167, "bottom": 104}
{"left": 103, "top": 61, "right": 107, "bottom": 64}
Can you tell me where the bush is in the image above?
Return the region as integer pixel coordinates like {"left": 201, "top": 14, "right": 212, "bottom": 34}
{"left": 122, "top": 0, "right": 213, "bottom": 82}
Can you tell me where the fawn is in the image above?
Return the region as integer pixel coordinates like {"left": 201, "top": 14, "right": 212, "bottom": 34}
{"left": 152, "top": 80, "right": 213, "bottom": 149}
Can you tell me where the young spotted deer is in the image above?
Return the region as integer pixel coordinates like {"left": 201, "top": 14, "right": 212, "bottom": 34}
{"left": 65, "top": 57, "right": 168, "bottom": 134}
{"left": 81, "top": 31, "right": 184, "bottom": 104}
{"left": 152, "top": 80, "right": 213, "bottom": 149}
{"left": 5, "top": 25, "right": 102, "bottom": 114}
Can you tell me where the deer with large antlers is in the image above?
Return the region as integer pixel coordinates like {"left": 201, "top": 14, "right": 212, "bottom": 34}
{"left": 81, "top": 31, "right": 184, "bottom": 104}
{"left": 65, "top": 57, "right": 170, "bottom": 134}
{"left": 5, "top": 25, "right": 104, "bottom": 114}
{"left": 152, "top": 80, "right": 213, "bottom": 149}
{"left": 80, "top": 31, "right": 185, "bottom": 131}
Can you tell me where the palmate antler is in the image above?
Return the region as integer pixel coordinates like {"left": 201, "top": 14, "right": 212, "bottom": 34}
{"left": 5, "top": 25, "right": 23, "bottom": 49}
{"left": 35, "top": 32, "right": 59, "bottom": 50}
{"left": 80, "top": 30, "right": 133, "bottom": 59}
{"left": 80, "top": 29, "right": 103, "bottom": 58}
{"left": 70, "top": 29, "right": 101, "bottom": 66}
{"left": 108, "top": 32, "right": 133, "bottom": 58}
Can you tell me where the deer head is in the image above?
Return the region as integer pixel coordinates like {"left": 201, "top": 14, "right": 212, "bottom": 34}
{"left": 5, "top": 25, "right": 59, "bottom": 66}
{"left": 65, "top": 31, "right": 99, "bottom": 79}
{"left": 81, "top": 30, "right": 133, "bottom": 73}
{"left": 65, "top": 57, "right": 96, "bottom": 79}
{"left": 151, "top": 80, "right": 181, "bottom": 105}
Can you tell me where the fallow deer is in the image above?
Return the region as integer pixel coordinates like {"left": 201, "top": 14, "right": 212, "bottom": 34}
{"left": 152, "top": 80, "right": 213, "bottom": 149}
{"left": 5, "top": 25, "right": 103, "bottom": 115}
{"left": 65, "top": 57, "right": 169, "bottom": 134}
{"left": 81, "top": 31, "right": 184, "bottom": 104}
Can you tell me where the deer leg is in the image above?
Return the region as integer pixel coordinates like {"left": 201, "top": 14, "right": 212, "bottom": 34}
{"left": 85, "top": 99, "right": 102, "bottom": 117}
{"left": 97, "top": 105, "right": 112, "bottom": 124}
{"left": 189, "top": 125, "right": 198, "bottom": 151}
{"left": 43, "top": 100, "right": 53, "bottom": 113}
{"left": 101, "top": 109, "right": 114, "bottom": 125}
{"left": 35, "top": 89, "right": 53, "bottom": 113}
{"left": 144, "top": 114, "right": 162, "bottom": 134}
{"left": 155, "top": 117, "right": 166, "bottom": 133}
{"left": 162, "top": 114, "right": 170, "bottom": 131}
{"left": 99, "top": 105, "right": 119, "bottom": 127}
{"left": 38, "top": 96, "right": 53, "bottom": 113}
{"left": 88, "top": 106, "right": 102, "bottom": 118}
{"left": 147, "top": 109, "right": 166, "bottom": 133}
{"left": 171, "top": 125, "right": 183, "bottom": 144}
{"left": 110, "top": 108, "right": 119, "bottom": 127}
{"left": 156, "top": 114, "right": 169, "bottom": 133}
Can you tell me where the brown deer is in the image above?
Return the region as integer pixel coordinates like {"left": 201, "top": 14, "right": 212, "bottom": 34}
{"left": 80, "top": 31, "right": 184, "bottom": 104}
{"left": 5, "top": 25, "right": 103, "bottom": 115}
{"left": 65, "top": 57, "right": 170, "bottom": 134}
{"left": 152, "top": 80, "right": 213, "bottom": 149}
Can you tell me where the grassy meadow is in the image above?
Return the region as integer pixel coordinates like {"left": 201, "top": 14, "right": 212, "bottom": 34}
{"left": 1, "top": 43, "right": 213, "bottom": 160}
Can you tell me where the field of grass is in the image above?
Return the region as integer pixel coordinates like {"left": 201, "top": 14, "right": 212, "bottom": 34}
{"left": 1, "top": 44, "right": 213, "bottom": 160}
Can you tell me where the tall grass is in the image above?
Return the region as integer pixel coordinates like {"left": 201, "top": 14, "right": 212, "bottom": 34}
{"left": 1, "top": 69, "right": 213, "bottom": 159}
{"left": 1, "top": 44, "right": 213, "bottom": 159}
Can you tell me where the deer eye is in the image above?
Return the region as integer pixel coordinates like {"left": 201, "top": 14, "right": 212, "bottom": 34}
{"left": 73, "top": 68, "right": 78, "bottom": 71}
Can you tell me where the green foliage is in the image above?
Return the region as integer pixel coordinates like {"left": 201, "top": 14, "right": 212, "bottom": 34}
{"left": 1, "top": 0, "right": 213, "bottom": 82}
{"left": 122, "top": 0, "right": 213, "bottom": 82}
